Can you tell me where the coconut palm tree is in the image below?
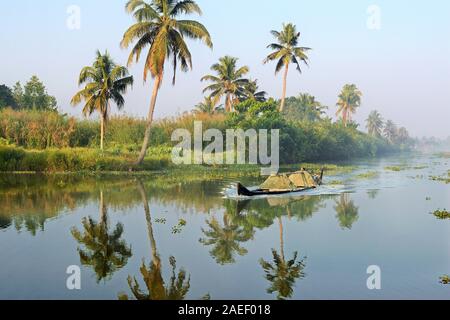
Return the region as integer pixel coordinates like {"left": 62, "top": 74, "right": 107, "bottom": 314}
{"left": 263, "top": 23, "right": 311, "bottom": 112}
{"left": 71, "top": 51, "right": 133, "bottom": 151}
{"left": 366, "top": 110, "right": 384, "bottom": 137}
{"left": 336, "top": 84, "right": 362, "bottom": 127}
{"left": 384, "top": 120, "right": 398, "bottom": 143}
{"left": 334, "top": 194, "right": 359, "bottom": 230}
{"left": 284, "top": 93, "right": 327, "bottom": 122}
{"left": 193, "top": 96, "right": 223, "bottom": 114}
{"left": 397, "top": 127, "right": 410, "bottom": 144}
{"left": 259, "top": 217, "right": 306, "bottom": 300}
{"left": 200, "top": 213, "right": 254, "bottom": 265}
{"left": 119, "top": 180, "right": 191, "bottom": 300}
{"left": 237, "top": 79, "right": 267, "bottom": 102}
{"left": 71, "top": 191, "right": 132, "bottom": 283}
{"left": 121, "top": 0, "right": 212, "bottom": 165}
{"left": 201, "top": 56, "right": 250, "bottom": 112}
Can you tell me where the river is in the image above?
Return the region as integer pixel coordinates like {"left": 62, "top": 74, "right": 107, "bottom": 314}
{"left": 0, "top": 153, "right": 448, "bottom": 299}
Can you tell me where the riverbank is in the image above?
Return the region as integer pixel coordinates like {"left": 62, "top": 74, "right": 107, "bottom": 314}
{"left": 0, "top": 107, "right": 410, "bottom": 173}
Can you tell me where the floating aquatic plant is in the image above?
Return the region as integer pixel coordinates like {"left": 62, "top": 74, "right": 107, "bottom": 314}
{"left": 431, "top": 209, "right": 450, "bottom": 220}
{"left": 440, "top": 275, "right": 449, "bottom": 284}
{"left": 356, "top": 171, "right": 379, "bottom": 179}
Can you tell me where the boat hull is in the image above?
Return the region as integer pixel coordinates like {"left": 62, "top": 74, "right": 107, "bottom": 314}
{"left": 237, "top": 183, "right": 315, "bottom": 197}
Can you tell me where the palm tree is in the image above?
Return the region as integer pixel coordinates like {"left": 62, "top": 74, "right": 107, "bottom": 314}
{"left": 200, "top": 214, "right": 254, "bottom": 265}
{"left": 71, "top": 50, "right": 133, "bottom": 151}
{"left": 397, "top": 127, "right": 410, "bottom": 144}
{"left": 366, "top": 110, "right": 384, "bottom": 137}
{"left": 201, "top": 56, "right": 250, "bottom": 112}
{"left": 259, "top": 217, "right": 306, "bottom": 300}
{"left": 237, "top": 79, "right": 267, "bottom": 102}
{"left": 193, "top": 96, "right": 223, "bottom": 114}
{"left": 336, "top": 84, "right": 362, "bottom": 127}
{"left": 71, "top": 191, "right": 132, "bottom": 282}
{"left": 383, "top": 120, "right": 398, "bottom": 143}
{"left": 284, "top": 93, "right": 327, "bottom": 122}
{"left": 263, "top": 23, "right": 311, "bottom": 112}
{"left": 119, "top": 181, "right": 190, "bottom": 300}
{"left": 334, "top": 194, "right": 359, "bottom": 230}
{"left": 121, "top": 0, "right": 212, "bottom": 165}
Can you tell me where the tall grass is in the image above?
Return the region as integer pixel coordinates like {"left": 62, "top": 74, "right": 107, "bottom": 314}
{"left": 0, "top": 109, "right": 226, "bottom": 150}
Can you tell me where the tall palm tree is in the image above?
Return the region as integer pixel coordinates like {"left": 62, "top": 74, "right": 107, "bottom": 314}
{"left": 121, "top": 0, "right": 212, "bottom": 165}
{"left": 71, "top": 191, "right": 132, "bottom": 283}
{"left": 193, "top": 96, "right": 223, "bottom": 114}
{"left": 336, "top": 84, "right": 362, "bottom": 127}
{"left": 383, "top": 120, "right": 398, "bottom": 143}
{"left": 237, "top": 79, "right": 267, "bottom": 102}
{"left": 259, "top": 217, "right": 306, "bottom": 300}
{"left": 263, "top": 23, "right": 311, "bottom": 112}
{"left": 334, "top": 194, "right": 359, "bottom": 230}
{"left": 201, "top": 56, "right": 250, "bottom": 112}
{"left": 397, "top": 127, "right": 410, "bottom": 144}
{"left": 200, "top": 214, "right": 254, "bottom": 265}
{"left": 119, "top": 181, "right": 190, "bottom": 300}
{"left": 366, "top": 110, "right": 384, "bottom": 137}
{"left": 71, "top": 50, "right": 133, "bottom": 151}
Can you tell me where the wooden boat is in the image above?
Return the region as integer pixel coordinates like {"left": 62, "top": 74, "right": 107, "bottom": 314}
{"left": 237, "top": 168, "right": 324, "bottom": 197}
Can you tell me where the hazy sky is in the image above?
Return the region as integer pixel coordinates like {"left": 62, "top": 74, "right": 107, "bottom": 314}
{"left": 1, "top": 0, "right": 449, "bottom": 138}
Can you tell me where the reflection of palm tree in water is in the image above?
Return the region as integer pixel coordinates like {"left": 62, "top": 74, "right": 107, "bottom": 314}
{"left": 334, "top": 194, "right": 359, "bottom": 230}
{"left": 71, "top": 191, "right": 132, "bottom": 283}
{"left": 200, "top": 211, "right": 254, "bottom": 265}
{"left": 119, "top": 181, "right": 190, "bottom": 300}
{"left": 260, "top": 216, "right": 306, "bottom": 300}
{"left": 367, "top": 189, "right": 379, "bottom": 200}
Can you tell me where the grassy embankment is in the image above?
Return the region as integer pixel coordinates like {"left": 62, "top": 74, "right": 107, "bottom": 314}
{"left": 0, "top": 108, "right": 401, "bottom": 173}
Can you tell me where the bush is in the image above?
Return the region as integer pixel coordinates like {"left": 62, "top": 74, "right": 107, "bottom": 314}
{"left": 0, "top": 146, "right": 26, "bottom": 171}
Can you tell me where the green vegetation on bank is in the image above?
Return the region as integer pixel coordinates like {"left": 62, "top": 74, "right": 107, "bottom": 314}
{"left": 0, "top": 98, "right": 405, "bottom": 172}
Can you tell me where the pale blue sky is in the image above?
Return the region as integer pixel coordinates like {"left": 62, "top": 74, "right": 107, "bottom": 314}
{"left": 1, "top": 0, "right": 449, "bottom": 137}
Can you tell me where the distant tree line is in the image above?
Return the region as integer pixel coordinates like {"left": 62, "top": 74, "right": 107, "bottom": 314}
{"left": 0, "top": 76, "right": 57, "bottom": 111}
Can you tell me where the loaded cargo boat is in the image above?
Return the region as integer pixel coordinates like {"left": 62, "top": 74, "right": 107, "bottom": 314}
{"left": 237, "top": 168, "right": 324, "bottom": 197}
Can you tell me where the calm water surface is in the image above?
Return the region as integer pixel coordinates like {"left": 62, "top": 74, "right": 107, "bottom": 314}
{"left": 0, "top": 154, "right": 449, "bottom": 300}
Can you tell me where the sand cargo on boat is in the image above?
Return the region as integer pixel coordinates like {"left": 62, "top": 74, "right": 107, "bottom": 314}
{"left": 237, "top": 168, "right": 324, "bottom": 196}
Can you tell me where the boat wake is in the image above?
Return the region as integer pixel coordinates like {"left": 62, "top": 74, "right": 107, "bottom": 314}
{"left": 222, "top": 183, "right": 353, "bottom": 200}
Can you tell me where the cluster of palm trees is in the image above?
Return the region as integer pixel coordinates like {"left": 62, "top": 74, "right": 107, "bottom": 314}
{"left": 70, "top": 0, "right": 403, "bottom": 164}
{"left": 71, "top": 0, "right": 314, "bottom": 161}
{"left": 366, "top": 110, "right": 410, "bottom": 144}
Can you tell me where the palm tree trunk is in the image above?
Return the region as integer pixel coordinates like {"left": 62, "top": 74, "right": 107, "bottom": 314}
{"left": 280, "top": 63, "right": 289, "bottom": 112}
{"left": 278, "top": 216, "right": 285, "bottom": 262}
{"left": 225, "top": 93, "right": 231, "bottom": 113}
{"left": 137, "top": 180, "right": 158, "bottom": 263}
{"left": 135, "top": 75, "right": 162, "bottom": 165}
{"left": 100, "top": 115, "right": 105, "bottom": 151}
{"left": 342, "top": 103, "right": 349, "bottom": 127}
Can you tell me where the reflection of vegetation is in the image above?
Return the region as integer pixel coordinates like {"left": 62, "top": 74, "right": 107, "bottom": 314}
{"left": 260, "top": 217, "right": 306, "bottom": 300}
{"left": 367, "top": 189, "right": 379, "bottom": 199}
{"left": 224, "top": 195, "right": 327, "bottom": 233}
{"left": 71, "top": 192, "right": 132, "bottom": 282}
{"left": 119, "top": 181, "right": 191, "bottom": 300}
{"left": 334, "top": 194, "right": 359, "bottom": 229}
{"left": 431, "top": 209, "right": 450, "bottom": 220}
{"left": 200, "top": 215, "right": 254, "bottom": 265}
{"left": 120, "top": 256, "right": 190, "bottom": 300}
{"left": 0, "top": 216, "right": 11, "bottom": 230}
